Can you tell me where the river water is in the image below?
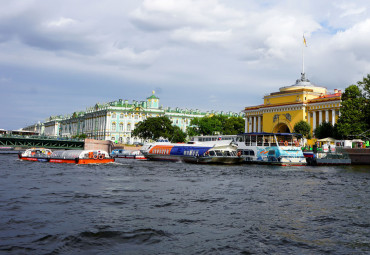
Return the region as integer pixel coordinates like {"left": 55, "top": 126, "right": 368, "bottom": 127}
{"left": 0, "top": 154, "right": 369, "bottom": 255}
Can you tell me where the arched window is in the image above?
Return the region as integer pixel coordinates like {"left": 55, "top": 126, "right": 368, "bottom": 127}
{"left": 112, "top": 113, "right": 116, "bottom": 119}
{"left": 119, "top": 123, "right": 124, "bottom": 131}
{"left": 127, "top": 123, "right": 131, "bottom": 132}
{"left": 120, "top": 113, "right": 124, "bottom": 119}
{"left": 112, "top": 122, "right": 116, "bottom": 131}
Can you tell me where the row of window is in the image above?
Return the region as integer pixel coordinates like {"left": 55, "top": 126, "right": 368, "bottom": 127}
{"left": 112, "top": 123, "right": 131, "bottom": 131}
{"left": 111, "top": 113, "right": 142, "bottom": 119}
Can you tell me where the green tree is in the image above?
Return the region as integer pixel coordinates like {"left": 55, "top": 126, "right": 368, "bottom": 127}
{"left": 357, "top": 74, "right": 370, "bottom": 128}
{"left": 170, "top": 126, "right": 187, "bottom": 143}
{"left": 293, "top": 120, "right": 311, "bottom": 137}
{"left": 223, "top": 116, "right": 245, "bottom": 135}
{"left": 132, "top": 116, "right": 174, "bottom": 141}
{"left": 336, "top": 85, "right": 368, "bottom": 138}
{"left": 187, "top": 115, "right": 244, "bottom": 136}
{"left": 314, "top": 121, "right": 336, "bottom": 139}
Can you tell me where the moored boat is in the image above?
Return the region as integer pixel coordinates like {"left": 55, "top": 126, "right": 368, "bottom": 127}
{"left": 183, "top": 143, "right": 244, "bottom": 164}
{"left": 18, "top": 148, "right": 114, "bottom": 164}
{"left": 112, "top": 149, "right": 147, "bottom": 160}
{"left": 235, "top": 132, "right": 306, "bottom": 166}
{"left": 140, "top": 139, "right": 236, "bottom": 163}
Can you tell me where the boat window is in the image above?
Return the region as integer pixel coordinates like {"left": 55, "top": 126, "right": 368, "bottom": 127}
{"left": 250, "top": 150, "right": 255, "bottom": 156}
{"left": 215, "top": 150, "right": 223, "bottom": 156}
{"left": 224, "top": 151, "right": 231, "bottom": 156}
{"left": 231, "top": 151, "right": 236, "bottom": 156}
{"left": 209, "top": 151, "right": 216, "bottom": 156}
{"left": 251, "top": 135, "right": 257, "bottom": 146}
{"left": 244, "top": 135, "right": 250, "bottom": 146}
{"left": 257, "top": 135, "right": 263, "bottom": 146}
{"left": 268, "top": 150, "right": 275, "bottom": 155}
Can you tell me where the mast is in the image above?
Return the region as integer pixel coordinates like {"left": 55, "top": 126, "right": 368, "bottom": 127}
{"left": 302, "top": 34, "right": 307, "bottom": 76}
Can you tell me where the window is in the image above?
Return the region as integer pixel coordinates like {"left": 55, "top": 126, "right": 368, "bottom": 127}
{"left": 120, "top": 113, "right": 124, "bottom": 119}
{"left": 111, "top": 136, "right": 115, "bottom": 141}
{"left": 127, "top": 124, "right": 131, "bottom": 132}
{"left": 112, "top": 122, "right": 116, "bottom": 131}
{"left": 112, "top": 113, "right": 116, "bottom": 119}
{"left": 119, "top": 123, "right": 124, "bottom": 131}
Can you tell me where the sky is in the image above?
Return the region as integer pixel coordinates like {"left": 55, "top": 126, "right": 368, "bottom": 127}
{"left": 1, "top": 0, "right": 370, "bottom": 130}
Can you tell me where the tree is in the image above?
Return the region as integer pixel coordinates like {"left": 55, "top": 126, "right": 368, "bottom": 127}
{"left": 187, "top": 115, "right": 245, "bottom": 136}
{"left": 336, "top": 84, "right": 368, "bottom": 138}
{"left": 293, "top": 120, "right": 311, "bottom": 137}
{"left": 357, "top": 74, "right": 370, "bottom": 128}
{"left": 314, "top": 122, "right": 336, "bottom": 139}
{"left": 132, "top": 116, "right": 174, "bottom": 141}
{"left": 170, "top": 126, "right": 187, "bottom": 143}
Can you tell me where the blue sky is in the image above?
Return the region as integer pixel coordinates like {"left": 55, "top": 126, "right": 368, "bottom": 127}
{"left": 1, "top": 0, "right": 370, "bottom": 130}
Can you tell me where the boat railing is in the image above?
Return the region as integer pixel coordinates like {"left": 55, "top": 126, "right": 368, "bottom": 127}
{"left": 315, "top": 147, "right": 350, "bottom": 159}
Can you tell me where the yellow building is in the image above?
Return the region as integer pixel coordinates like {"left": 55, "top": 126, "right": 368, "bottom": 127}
{"left": 244, "top": 73, "right": 342, "bottom": 135}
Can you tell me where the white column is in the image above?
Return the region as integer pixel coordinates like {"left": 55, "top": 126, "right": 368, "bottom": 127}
{"left": 319, "top": 110, "right": 322, "bottom": 125}
{"left": 257, "top": 116, "right": 261, "bottom": 132}
{"left": 332, "top": 109, "right": 336, "bottom": 126}
{"left": 313, "top": 111, "right": 316, "bottom": 131}
{"left": 307, "top": 111, "right": 310, "bottom": 127}
{"left": 249, "top": 117, "right": 252, "bottom": 133}
{"left": 325, "top": 110, "right": 329, "bottom": 123}
{"left": 253, "top": 116, "right": 257, "bottom": 132}
{"left": 245, "top": 118, "right": 249, "bottom": 133}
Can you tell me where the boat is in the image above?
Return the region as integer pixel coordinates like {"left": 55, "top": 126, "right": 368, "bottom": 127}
{"left": 18, "top": 148, "right": 114, "bottom": 164}
{"left": 140, "top": 138, "right": 241, "bottom": 163}
{"left": 111, "top": 149, "right": 147, "bottom": 160}
{"left": 304, "top": 146, "right": 351, "bottom": 166}
{"left": 182, "top": 143, "right": 244, "bottom": 164}
{"left": 235, "top": 132, "right": 306, "bottom": 166}
{"left": 17, "top": 148, "right": 52, "bottom": 162}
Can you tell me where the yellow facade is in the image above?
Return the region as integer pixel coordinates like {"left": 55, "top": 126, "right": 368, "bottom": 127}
{"left": 244, "top": 73, "right": 342, "bottom": 135}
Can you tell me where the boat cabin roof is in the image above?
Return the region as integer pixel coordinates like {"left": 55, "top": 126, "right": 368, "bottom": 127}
{"left": 238, "top": 132, "right": 302, "bottom": 137}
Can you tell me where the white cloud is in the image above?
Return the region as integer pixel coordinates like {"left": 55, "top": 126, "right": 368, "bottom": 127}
{"left": 1, "top": 0, "right": 370, "bottom": 130}
{"left": 45, "top": 17, "right": 77, "bottom": 28}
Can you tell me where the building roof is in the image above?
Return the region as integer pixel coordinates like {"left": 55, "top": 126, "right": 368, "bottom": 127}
{"left": 147, "top": 90, "right": 159, "bottom": 100}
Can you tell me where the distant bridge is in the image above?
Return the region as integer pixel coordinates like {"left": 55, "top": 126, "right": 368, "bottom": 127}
{"left": 0, "top": 136, "right": 84, "bottom": 150}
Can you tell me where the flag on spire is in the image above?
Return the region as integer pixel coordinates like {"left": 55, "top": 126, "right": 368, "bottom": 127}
{"left": 303, "top": 35, "right": 307, "bottom": 47}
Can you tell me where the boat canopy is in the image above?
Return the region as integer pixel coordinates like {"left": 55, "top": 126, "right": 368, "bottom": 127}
{"left": 51, "top": 150, "right": 109, "bottom": 159}
{"left": 238, "top": 132, "right": 302, "bottom": 137}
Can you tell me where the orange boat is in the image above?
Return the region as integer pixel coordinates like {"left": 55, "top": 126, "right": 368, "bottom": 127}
{"left": 19, "top": 148, "right": 114, "bottom": 164}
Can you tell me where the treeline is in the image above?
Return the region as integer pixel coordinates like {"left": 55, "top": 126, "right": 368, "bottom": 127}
{"left": 132, "top": 115, "right": 245, "bottom": 143}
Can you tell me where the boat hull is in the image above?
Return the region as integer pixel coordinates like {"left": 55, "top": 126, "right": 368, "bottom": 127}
{"left": 18, "top": 156, "right": 49, "bottom": 162}
{"left": 184, "top": 156, "right": 244, "bottom": 164}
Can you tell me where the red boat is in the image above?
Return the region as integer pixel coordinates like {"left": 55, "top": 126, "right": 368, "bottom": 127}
{"left": 19, "top": 148, "right": 114, "bottom": 164}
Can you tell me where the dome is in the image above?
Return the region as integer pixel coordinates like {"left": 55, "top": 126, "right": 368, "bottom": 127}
{"left": 279, "top": 73, "right": 327, "bottom": 94}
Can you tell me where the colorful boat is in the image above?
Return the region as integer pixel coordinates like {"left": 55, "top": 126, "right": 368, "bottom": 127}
{"left": 235, "top": 132, "right": 306, "bottom": 166}
{"left": 18, "top": 148, "right": 52, "bottom": 162}
{"left": 111, "top": 149, "right": 147, "bottom": 160}
{"left": 182, "top": 143, "right": 244, "bottom": 164}
{"left": 141, "top": 139, "right": 241, "bottom": 164}
{"left": 18, "top": 148, "right": 114, "bottom": 164}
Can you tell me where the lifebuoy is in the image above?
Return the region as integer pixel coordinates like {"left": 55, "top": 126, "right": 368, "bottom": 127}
{"left": 99, "top": 154, "right": 104, "bottom": 160}
{"left": 284, "top": 141, "right": 288, "bottom": 146}
{"left": 93, "top": 154, "right": 98, "bottom": 159}
{"left": 294, "top": 141, "right": 299, "bottom": 147}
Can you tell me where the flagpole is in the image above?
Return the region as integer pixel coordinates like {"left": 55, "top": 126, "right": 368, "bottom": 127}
{"left": 302, "top": 35, "right": 305, "bottom": 75}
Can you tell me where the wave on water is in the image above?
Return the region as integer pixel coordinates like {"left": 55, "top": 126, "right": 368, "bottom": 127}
{"left": 31, "top": 228, "right": 170, "bottom": 254}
